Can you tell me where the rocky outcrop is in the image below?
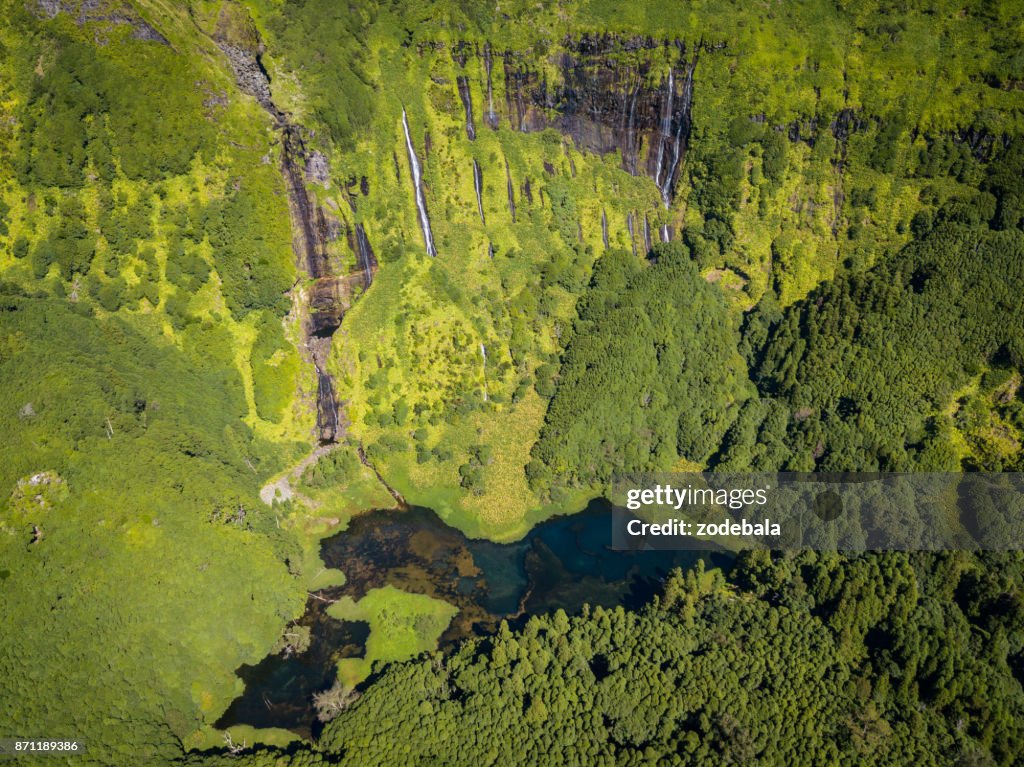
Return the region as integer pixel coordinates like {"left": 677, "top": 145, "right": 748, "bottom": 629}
{"left": 35, "top": 0, "right": 168, "bottom": 44}
{"left": 211, "top": 4, "right": 276, "bottom": 111}
{"left": 218, "top": 43, "right": 275, "bottom": 109}
{"left": 306, "top": 151, "right": 331, "bottom": 187}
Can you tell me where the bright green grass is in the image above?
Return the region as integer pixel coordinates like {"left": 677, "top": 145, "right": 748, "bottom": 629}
{"left": 327, "top": 585, "right": 459, "bottom": 686}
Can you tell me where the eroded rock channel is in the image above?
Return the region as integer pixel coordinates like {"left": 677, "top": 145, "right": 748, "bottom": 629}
{"left": 211, "top": 6, "right": 376, "bottom": 444}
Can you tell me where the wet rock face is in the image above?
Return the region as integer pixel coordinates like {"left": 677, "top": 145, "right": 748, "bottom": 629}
{"left": 279, "top": 127, "right": 332, "bottom": 278}
{"left": 316, "top": 370, "right": 342, "bottom": 444}
{"left": 482, "top": 43, "right": 500, "bottom": 129}
{"left": 504, "top": 160, "right": 516, "bottom": 223}
{"left": 208, "top": 2, "right": 378, "bottom": 445}
{"left": 351, "top": 224, "right": 378, "bottom": 290}
{"left": 309, "top": 264, "right": 378, "bottom": 335}
{"left": 308, "top": 278, "right": 348, "bottom": 338}
{"left": 456, "top": 76, "right": 476, "bottom": 140}
{"left": 490, "top": 35, "right": 699, "bottom": 202}
{"left": 307, "top": 272, "right": 372, "bottom": 338}
{"left": 472, "top": 160, "right": 485, "bottom": 224}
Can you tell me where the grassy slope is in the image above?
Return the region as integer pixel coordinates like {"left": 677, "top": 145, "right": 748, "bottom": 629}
{"left": 315, "top": 43, "right": 659, "bottom": 537}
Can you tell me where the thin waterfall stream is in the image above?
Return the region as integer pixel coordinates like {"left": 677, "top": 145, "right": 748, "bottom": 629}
{"left": 505, "top": 159, "right": 516, "bottom": 222}
{"left": 661, "top": 56, "right": 697, "bottom": 208}
{"left": 473, "top": 159, "right": 485, "bottom": 224}
{"left": 653, "top": 70, "right": 674, "bottom": 203}
{"left": 480, "top": 343, "right": 488, "bottom": 402}
{"left": 402, "top": 108, "right": 438, "bottom": 257}
{"left": 457, "top": 76, "right": 476, "bottom": 140}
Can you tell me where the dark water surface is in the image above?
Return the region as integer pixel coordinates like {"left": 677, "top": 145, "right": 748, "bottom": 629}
{"left": 218, "top": 500, "right": 729, "bottom": 736}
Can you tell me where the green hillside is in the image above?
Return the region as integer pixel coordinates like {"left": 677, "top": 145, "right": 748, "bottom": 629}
{"left": 0, "top": 0, "right": 1022, "bottom": 764}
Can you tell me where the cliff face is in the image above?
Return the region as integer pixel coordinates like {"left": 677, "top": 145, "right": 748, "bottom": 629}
{"left": 465, "top": 35, "right": 703, "bottom": 204}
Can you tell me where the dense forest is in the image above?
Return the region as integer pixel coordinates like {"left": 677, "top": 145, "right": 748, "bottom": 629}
{"left": 0, "top": 0, "right": 1022, "bottom": 765}
{"left": 528, "top": 242, "right": 751, "bottom": 492}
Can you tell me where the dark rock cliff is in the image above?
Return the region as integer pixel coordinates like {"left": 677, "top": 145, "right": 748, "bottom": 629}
{"left": 461, "top": 35, "right": 707, "bottom": 204}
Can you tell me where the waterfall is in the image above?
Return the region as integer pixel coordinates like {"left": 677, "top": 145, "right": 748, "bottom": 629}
{"left": 505, "top": 159, "right": 516, "bottom": 223}
{"left": 280, "top": 126, "right": 342, "bottom": 441}
{"left": 643, "top": 214, "right": 652, "bottom": 253}
{"left": 626, "top": 212, "right": 637, "bottom": 256}
{"left": 660, "top": 223, "right": 671, "bottom": 243}
{"left": 480, "top": 343, "right": 488, "bottom": 402}
{"left": 660, "top": 58, "right": 696, "bottom": 207}
{"left": 401, "top": 108, "right": 437, "bottom": 257}
{"left": 457, "top": 76, "right": 476, "bottom": 141}
{"left": 280, "top": 127, "right": 329, "bottom": 278}
{"left": 316, "top": 368, "right": 341, "bottom": 444}
{"left": 473, "top": 159, "right": 485, "bottom": 224}
{"left": 601, "top": 208, "right": 609, "bottom": 250}
{"left": 354, "top": 223, "right": 377, "bottom": 290}
{"left": 653, "top": 71, "right": 674, "bottom": 197}
{"left": 483, "top": 43, "right": 498, "bottom": 129}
